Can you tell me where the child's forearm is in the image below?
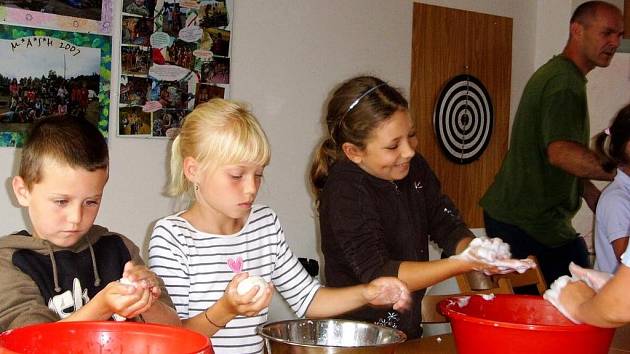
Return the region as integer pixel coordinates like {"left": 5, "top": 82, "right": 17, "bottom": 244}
{"left": 398, "top": 258, "right": 475, "bottom": 291}
{"left": 183, "top": 298, "right": 235, "bottom": 336}
{"left": 139, "top": 300, "right": 181, "bottom": 326}
{"left": 305, "top": 286, "right": 367, "bottom": 318}
{"left": 574, "top": 266, "right": 630, "bottom": 327}
{"left": 58, "top": 295, "right": 112, "bottom": 322}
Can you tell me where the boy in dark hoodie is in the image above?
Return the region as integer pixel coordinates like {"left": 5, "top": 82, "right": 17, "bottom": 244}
{"left": 0, "top": 117, "right": 180, "bottom": 330}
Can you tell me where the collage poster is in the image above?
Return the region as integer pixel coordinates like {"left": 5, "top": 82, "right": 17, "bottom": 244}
{"left": 119, "top": 0, "right": 232, "bottom": 138}
{"left": 0, "top": 24, "right": 112, "bottom": 147}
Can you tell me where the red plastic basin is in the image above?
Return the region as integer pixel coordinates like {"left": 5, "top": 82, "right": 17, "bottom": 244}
{"left": 0, "top": 321, "right": 212, "bottom": 354}
{"left": 439, "top": 294, "right": 615, "bottom": 354}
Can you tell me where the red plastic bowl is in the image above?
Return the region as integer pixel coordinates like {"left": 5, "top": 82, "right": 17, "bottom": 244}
{"left": 0, "top": 321, "right": 213, "bottom": 354}
{"left": 439, "top": 294, "right": 615, "bottom": 354}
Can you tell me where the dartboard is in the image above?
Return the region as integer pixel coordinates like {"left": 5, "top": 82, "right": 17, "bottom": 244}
{"left": 433, "top": 74, "right": 493, "bottom": 164}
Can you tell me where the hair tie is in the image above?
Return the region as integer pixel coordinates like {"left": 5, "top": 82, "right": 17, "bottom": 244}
{"left": 604, "top": 128, "right": 611, "bottom": 136}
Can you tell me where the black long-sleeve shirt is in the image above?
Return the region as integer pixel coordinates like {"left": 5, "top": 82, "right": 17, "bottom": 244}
{"left": 319, "top": 154, "right": 472, "bottom": 339}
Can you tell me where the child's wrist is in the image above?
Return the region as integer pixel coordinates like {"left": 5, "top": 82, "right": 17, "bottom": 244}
{"left": 87, "top": 292, "right": 115, "bottom": 320}
{"left": 203, "top": 297, "right": 238, "bottom": 328}
{"left": 214, "top": 297, "right": 237, "bottom": 323}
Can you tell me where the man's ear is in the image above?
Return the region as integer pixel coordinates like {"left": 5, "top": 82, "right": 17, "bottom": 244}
{"left": 570, "top": 21, "right": 583, "bottom": 40}
{"left": 182, "top": 156, "right": 200, "bottom": 184}
{"left": 12, "top": 176, "right": 31, "bottom": 207}
{"left": 341, "top": 142, "right": 365, "bottom": 164}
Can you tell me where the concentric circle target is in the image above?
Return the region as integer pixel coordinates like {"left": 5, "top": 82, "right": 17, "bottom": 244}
{"left": 433, "top": 74, "right": 493, "bottom": 164}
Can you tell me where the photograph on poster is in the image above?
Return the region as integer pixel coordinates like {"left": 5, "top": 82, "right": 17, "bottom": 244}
{"left": 204, "top": 28, "right": 230, "bottom": 57}
{"left": 163, "top": 39, "right": 196, "bottom": 70}
{"left": 199, "top": 1, "right": 228, "bottom": 29}
{"left": 122, "top": 16, "right": 153, "bottom": 46}
{"left": 0, "top": 0, "right": 103, "bottom": 20}
{"left": 200, "top": 57, "right": 229, "bottom": 84}
{"left": 203, "top": 28, "right": 230, "bottom": 57}
{"left": 121, "top": 45, "right": 151, "bottom": 76}
{"left": 152, "top": 108, "right": 186, "bottom": 137}
{"left": 160, "top": 2, "right": 187, "bottom": 37}
{"left": 117, "top": 0, "right": 233, "bottom": 139}
{"left": 0, "top": 24, "right": 111, "bottom": 147}
{"left": 195, "top": 83, "right": 224, "bottom": 106}
{"left": 120, "top": 76, "right": 151, "bottom": 106}
{"left": 119, "top": 105, "right": 150, "bottom": 135}
{"left": 153, "top": 80, "right": 191, "bottom": 110}
{"left": 122, "top": 0, "right": 155, "bottom": 18}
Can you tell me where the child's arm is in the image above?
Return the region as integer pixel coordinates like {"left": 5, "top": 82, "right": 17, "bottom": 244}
{"left": 0, "top": 255, "right": 59, "bottom": 330}
{"left": 558, "top": 264, "right": 630, "bottom": 327}
{"left": 398, "top": 257, "right": 478, "bottom": 291}
{"left": 57, "top": 280, "right": 145, "bottom": 322}
{"left": 613, "top": 237, "right": 630, "bottom": 262}
{"left": 305, "top": 276, "right": 410, "bottom": 318}
{"left": 181, "top": 272, "right": 273, "bottom": 336}
{"left": 59, "top": 262, "right": 180, "bottom": 325}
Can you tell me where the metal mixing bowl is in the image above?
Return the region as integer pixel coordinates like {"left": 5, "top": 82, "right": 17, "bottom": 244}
{"left": 257, "top": 319, "right": 406, "bottom": 353}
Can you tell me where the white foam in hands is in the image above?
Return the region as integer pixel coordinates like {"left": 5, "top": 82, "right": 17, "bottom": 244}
{"left": 452, "top": 237, "right": 536, "bottom": 274}
{"left": 113, "top": 277, "right": 137, "bottom": 321}
{"left": 568, "top": 262, "right": 612, "bottom": 292}
{"left": 543, "top": 275, "right": 581, "bottom": 324}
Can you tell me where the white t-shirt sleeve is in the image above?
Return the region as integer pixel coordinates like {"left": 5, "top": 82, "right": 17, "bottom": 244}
{"left": 148, "top": 218, "right": 191, "bottom": 318}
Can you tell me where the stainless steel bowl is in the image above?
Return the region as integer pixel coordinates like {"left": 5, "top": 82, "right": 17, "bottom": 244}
{"left": 257, "top": 319, "right": 406, "bottom": 353}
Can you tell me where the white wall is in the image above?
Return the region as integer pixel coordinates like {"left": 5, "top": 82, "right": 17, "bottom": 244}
{"left": 0, "top": 0, "right": 625, "bottom": 323}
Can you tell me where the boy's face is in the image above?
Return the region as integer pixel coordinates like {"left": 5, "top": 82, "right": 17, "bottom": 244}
{"left": 12, "top": 159, "right": 108, "bottom": 248}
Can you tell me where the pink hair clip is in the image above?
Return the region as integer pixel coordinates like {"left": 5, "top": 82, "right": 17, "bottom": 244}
{"left": 604, "top": 128, "right": 611, "bottom": 136}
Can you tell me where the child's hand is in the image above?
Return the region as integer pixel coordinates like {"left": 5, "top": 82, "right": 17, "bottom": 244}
{"left": 96, "top": 279, "right": 154, "bottom": 319}
{"left": 219, "top": 273, "right": 273, "bottom": 317}
{"left": 544, "top": 275, "right": 595, "bottom": 323}
{"left": 363, "top": 277, "right": 411, "bottom": 312}
{"left": 122, "top": 261, "right": 161, "bottom": 298}
{"left": 450, "top": 237, "right": 535, "bottom": 275}
{"left": 568, "top": 262, "right": 612, "bottom": 292}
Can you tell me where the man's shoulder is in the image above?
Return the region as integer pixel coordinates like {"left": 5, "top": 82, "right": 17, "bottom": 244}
{"left": 532, "top": 56, "right": 584, "bottom": 87}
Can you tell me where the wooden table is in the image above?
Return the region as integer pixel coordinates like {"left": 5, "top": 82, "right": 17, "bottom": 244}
{"left": 396, "top": 326, "right": 630, "bottom": 354}
{"left": 396, "top": 334, "right": 455, "bottom": 354}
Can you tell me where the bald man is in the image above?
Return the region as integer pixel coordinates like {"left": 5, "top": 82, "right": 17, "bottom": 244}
{"left": 481, "top": 1, "right": 624, "bottom": 287}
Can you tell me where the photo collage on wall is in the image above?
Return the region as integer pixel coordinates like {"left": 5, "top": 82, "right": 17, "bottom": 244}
{"left": 119, "top": 0, "right": 232, "bottom": 138}
{"left": 0, "top": 1, "right": 113, "bottom": 147}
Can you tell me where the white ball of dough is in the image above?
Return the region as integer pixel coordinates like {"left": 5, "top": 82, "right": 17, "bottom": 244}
{"left": 236, "top": 275, "right": 267, "bottom": 302}
{"left": 119, "top": 277, "right": 137, "bottom": 287}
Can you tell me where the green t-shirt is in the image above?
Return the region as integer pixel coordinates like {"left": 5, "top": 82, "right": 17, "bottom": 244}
{"left": 480, "top": 55, "right": 588, "bottom": 247}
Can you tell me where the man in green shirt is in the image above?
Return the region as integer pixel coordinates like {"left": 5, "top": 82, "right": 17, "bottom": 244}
{"left": 480, "top": 1, "right": 623, "bottom": 287}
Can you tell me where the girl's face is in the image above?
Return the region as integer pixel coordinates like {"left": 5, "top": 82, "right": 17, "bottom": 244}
{"left": 347, "top": 110, "right": 417, "bottom": 181}
{"left": 195, "top": 162, "right": 264, "bottom": 228}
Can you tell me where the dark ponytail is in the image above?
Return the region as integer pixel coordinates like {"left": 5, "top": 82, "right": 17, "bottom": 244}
{"left": 593, "top": 104, "right": 630, "bottom": 173}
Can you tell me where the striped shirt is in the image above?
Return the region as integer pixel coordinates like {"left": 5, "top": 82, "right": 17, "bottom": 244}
{"left": 148, "top": 205, "right": 321, "bottom": 354}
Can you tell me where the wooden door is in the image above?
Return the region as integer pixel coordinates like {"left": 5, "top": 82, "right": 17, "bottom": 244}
{"left": 410, "top": 3, "right": 512, "bottom": 227}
